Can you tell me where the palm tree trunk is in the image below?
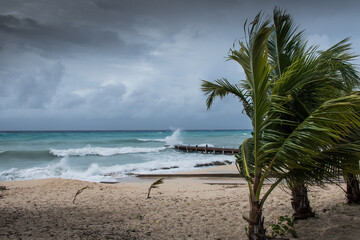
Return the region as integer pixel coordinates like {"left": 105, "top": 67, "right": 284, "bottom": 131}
{"left": 245, "top": 176, "right": 268, "bottom": 240}
{"left": 290, "top": 182, "right": 315, "bottom": 220}
{"left": 247, "top": 199, "right": 267, "bottom": 240}
{"left": 346, "top": 173, "right": 360, "bottom": 204}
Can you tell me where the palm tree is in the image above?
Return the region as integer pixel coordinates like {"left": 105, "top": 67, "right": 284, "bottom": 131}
{"left": 336, "top": 131, "right": 360, "bottom": 204}
{"left": 266, "top": 8, "right": 360, "bottom": 218}
{"left": 201, "top": 9, "right": 360, "bottom": 239}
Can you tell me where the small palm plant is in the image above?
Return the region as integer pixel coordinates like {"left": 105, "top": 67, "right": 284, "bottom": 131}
{"left": 269, "top": 215, "right": 297, "bottom": 239}
{"left": 73, "top": 186, "right": 89, "bottom": 204}
{"left": 147, "top": 178, "right": 164, "bottom": 199}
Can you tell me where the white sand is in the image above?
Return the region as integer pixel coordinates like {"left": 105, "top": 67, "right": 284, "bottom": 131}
{"left": 1, "top": 171, "right": 360, "bottom": 239}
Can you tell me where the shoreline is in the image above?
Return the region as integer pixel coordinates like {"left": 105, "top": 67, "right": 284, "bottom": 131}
{"left": 132, "top": 164, "right": 240, "bottom": 180}
{"left": 1, "top": 170, "right": 360, "bottom": 239}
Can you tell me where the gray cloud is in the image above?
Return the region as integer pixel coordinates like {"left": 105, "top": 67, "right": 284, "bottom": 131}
{"left": 0, "top": 0, "right": 359, "bottom": 130}
{"left": 0, "top": 62, "right": 64, "bottom": 109}
{"left": 91, "top": 83, "right": 127, "bottom": 108}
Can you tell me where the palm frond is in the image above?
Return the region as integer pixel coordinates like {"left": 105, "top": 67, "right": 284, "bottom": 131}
{"left": 236, "top": 137, "right": 255, "bottom": 184}
{"left": 201, "top": 78, "right": 253, "bottom": 117}
{"left": 318, "top": 38, "right": 360, "bottom": 92}
{"left": 268, "top": 7, "right": 307, "bottom": 77}
{"left": 264, "top": 92, "right": 360, "bottom": 180}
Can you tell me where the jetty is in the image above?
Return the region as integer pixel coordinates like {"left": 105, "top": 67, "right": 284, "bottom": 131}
{"left": 174, "top": 144, "right": 238, "bottom": 155}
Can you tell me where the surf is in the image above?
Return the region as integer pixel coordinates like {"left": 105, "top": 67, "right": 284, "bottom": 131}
{"left": 50, "top": 146, "right": 167, "bottom": 157}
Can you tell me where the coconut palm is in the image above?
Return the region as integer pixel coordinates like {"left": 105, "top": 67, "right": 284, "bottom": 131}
{"left": 335, "top": 130, "right": 360, "bottom": 204}
{"left": 201, "top": 9, "right": 360, "bottom": 239}
{"left": 267, "top": 8, "right": 360, "bottom": 218}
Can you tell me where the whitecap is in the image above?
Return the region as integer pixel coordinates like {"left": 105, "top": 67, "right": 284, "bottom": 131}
{"left": 0, "top": 158, "right": 112, "bottom": 182}
{"left": 137, "top": 138, "right": 165, "bottom": 142}
{"left": 50, "top": 146, "right": 166, "bottom": 157}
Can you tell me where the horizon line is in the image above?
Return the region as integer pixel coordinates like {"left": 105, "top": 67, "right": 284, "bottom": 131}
{"left": 0, "top": 129, "right": 252, "bottom": 133}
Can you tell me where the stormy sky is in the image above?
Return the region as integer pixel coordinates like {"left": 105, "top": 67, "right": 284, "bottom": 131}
{"left": 0, "top": 0, "right": 359, "bottom": 130}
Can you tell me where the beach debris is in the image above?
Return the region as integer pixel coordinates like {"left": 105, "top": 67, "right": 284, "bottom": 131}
{"left": 194, "top": 160, "right": 232, "bottom": 168}
{"left": 150, "top": 166, "right": 179, "bottom": 171}
{"left": 73, "top": 186, "right": 89, "bottom": 204}
{"left": 147, "top": 178, "right": 164, "bottom": 199}
{"left": 99, "top": 181, "right": 120, "bottom": 184}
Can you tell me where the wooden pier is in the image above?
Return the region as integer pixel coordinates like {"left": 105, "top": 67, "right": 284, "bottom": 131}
{"left": 174, "top": 145, "right": 238, "bottom": 155}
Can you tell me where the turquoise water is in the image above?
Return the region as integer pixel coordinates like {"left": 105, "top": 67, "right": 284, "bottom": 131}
{"left": 0, "top": 129, "right": 251, "bottom": 182}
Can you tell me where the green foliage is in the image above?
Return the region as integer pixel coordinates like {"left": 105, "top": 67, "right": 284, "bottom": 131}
{"left": 235, "top": 137, "right": 255, "bottom": 183}
{"left": 201, "top": 6, "right": 360, "bottom": 239}
{"left": 269, "top": 215, "right": 298, "bottom": 238}
{"left": 147, "top": 178, "right": 164, "bottom": 199}
{"left": 202, "top": 7, "right": 360, "bottom": 199}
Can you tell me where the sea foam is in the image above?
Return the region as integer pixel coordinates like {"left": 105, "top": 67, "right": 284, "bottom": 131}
{"left": 0, "top": 158, "right": 109, "bottom": 182}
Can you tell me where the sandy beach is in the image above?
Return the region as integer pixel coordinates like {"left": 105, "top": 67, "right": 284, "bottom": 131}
{"left": 1, "top": 166, "right": 360, "bottom": 239}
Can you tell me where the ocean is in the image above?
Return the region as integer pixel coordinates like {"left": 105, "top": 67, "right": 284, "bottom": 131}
{"left": 0, "top": 129, "right": 251, "bottom": 182}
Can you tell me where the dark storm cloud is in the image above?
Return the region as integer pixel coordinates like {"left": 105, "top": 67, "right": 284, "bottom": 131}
{"left": 0, "top": 14, "right": 41, "bottom": 32}
{"left": 0, "top": 14, "right": 129, "bottom": 57}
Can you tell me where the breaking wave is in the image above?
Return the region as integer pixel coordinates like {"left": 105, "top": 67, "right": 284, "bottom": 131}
{"left": 50, "top": 146, "right": 167, "bottom": 157}
{"left": 137, "top": 138, "right": 165, "bottom": 143}
{"left": 0, "top": 158, "right": 109, "bottom": 182}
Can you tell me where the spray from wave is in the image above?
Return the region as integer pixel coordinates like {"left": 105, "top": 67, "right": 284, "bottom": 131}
{"left": 164, "top": 129, "right": 183, "bottom": 146}
{"left": 137, "top": 129, "right": 183, "bottom": 146}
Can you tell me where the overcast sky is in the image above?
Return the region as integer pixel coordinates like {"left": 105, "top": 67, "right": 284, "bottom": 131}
{"left": 0, "top": 0, "right": 359, "bottom": 130}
